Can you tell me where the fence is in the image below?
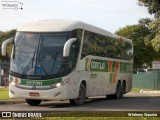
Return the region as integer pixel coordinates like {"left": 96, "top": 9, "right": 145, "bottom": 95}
{"left": 133, "top": 70, "right": 160, "bottom": 90}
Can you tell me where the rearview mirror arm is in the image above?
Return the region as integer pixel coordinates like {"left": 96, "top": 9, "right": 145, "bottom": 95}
{"left": 1, "top": 38, "right": 14, "bottom": 56}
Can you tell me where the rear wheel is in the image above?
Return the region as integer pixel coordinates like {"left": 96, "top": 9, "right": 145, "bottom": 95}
{"left": 106, "top": 94, "right": 115, "bottom": 99}
{"left": 114, "top": 82, "right": 122, "bottom": 99}
{"left": 69, "top": 83, "right": 86, "bottom": 105}
{"left": 25, "top": 99, "right": 42, "bottom": 106}
{"left": 107, "top": 82, "right": 122, "bottom": 99}
{"left": 121, "top": 82, "right": 125, "bottom": 98}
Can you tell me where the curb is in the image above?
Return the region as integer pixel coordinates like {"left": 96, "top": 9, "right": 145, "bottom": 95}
{"left": 0, "top": 99, "right": 25, "bottom": 105}
{"left": 140, "top": 90, "right": 160, "bottom": 94}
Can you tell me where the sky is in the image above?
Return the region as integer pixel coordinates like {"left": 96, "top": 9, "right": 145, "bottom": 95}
{"left": 0, "top": 0, "right": 153, "bottom": 33}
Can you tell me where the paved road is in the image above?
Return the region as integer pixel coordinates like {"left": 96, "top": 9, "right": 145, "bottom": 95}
{"left": 0, "top": 92, "right": 160, "bottom": 111}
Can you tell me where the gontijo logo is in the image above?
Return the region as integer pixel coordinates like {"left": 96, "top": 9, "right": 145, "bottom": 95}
{"left": 91, "top": 61, "right": 105, "bottom": 70}
{"left": 1, "top": 1, "right": 23, "bottom": 10}
{"left": 86, "top": 58, "right": 106, "bottom": 71}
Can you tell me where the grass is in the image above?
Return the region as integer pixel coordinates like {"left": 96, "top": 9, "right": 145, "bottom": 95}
{"left": 0, "top": 87, "right": 10, "bottom": 100}
{"left": 42, "top": 112, "right": 160, "bottom": 119}
{"left": 131, "top": 88, "right": 142, "bottom": 92}
{"left": 43, "top": 117, "right": 159, "bottom": 120}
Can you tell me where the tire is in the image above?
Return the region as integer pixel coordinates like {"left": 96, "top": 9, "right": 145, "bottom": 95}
{"left": 107, "top": 82, "right": 122, "bottom": 99}
{"left": 69, "top": 84, "right": 86, "bottom": 105}
{"left": 25, "top": 99, "right": 42, "bottom": 106}
{"left": 106, "top": 94, "right": 115, "bottom": 99}
{"left": 114, "top": 82, "right": 122, "bottom": 99}
{"left": 121, "top": 82, "right": 125, "bottom": 98}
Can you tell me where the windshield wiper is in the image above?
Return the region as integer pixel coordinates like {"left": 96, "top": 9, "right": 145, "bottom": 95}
{"left": 51, "top": 53, "right": 58, "bottom": 74}
{"left": 21, "top": 50, "right": 36, "bottom": 76}
{"left": 32, "top": 50, "right": 36, "bottom": 68}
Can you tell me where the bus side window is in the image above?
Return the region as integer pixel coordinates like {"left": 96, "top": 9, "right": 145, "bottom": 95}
{"left": 71, "top": 29, "right": 82, "bottom": 60}
{"left": 68, "top": 43, "right": 76, "bottom": 71}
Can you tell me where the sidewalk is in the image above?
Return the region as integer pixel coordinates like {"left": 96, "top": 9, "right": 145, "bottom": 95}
{"left": 0, "top": 99, "right": 25, "bottom": 105}
{"left": 140, "top": 89, "right": 160, "bottom": 94}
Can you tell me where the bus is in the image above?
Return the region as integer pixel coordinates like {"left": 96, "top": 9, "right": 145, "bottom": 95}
{"left": 1, "top": 20, "right": 133, "bottom": 106}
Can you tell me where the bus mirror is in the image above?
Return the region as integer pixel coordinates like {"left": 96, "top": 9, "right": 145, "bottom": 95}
{"left": 63, "top": 38, "right": 77, "bottom": 57}
{"left": 1, "top": 38, "right": 14, "bottom": 56}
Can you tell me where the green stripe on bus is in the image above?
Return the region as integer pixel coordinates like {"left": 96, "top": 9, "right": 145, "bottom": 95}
{"left": 85, "top": 58, "right": 132, "bottom": 73}
{"left": 20, "top": 77, "right": 62, "bottom": 86}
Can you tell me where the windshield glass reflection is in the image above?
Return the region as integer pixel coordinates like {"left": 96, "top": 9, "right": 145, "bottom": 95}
{"left": 11, "top": 32, "right": 68, "bottom": 77}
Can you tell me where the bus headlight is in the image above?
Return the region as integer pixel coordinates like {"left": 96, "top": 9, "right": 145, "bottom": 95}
{"left": 51, "top": 76, "right": 70, "bottom": 88}
{"left": 11, "top": 81, "right": 16, "bottom": 86}
{"left": 10, "top": 81, "right": 19, "bottom": 86}
{"left": 56, "top": 83, "right": 61, "bottom": 87}
{"left": 9, "top": 77, "right": 21, "bottom": 86}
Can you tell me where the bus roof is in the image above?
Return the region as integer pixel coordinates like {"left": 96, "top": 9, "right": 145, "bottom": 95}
{"left": 17, "top": 19, "right": 132, "bottom": 44}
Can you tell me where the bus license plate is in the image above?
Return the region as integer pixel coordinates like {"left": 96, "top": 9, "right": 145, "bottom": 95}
{"left": 29, "top": 92, "right": 39, "bottom": 97}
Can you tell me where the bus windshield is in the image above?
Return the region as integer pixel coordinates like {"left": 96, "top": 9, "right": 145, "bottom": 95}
{"left": 10, "top": 32, "right": 68, "bottom": 79}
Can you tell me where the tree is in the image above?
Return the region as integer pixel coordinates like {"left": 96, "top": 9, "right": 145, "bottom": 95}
{"left": 0, "top": 29, "right": 16, "bottom": 61}
{"left": 116, "top": 24, "right": 160, "bottom": 69}
{"left": 138, "top": 0, "right": 160, "bottom": 18}
{"left": 138, "top": 0, "right": 160, "bottom": 52}
{"left": 138, "top": 18, "right": 152, "bottom": 27}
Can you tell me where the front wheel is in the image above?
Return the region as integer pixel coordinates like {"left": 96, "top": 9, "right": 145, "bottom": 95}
{"left": 25, "top": 99, "right": 42, "bottom": 106}
{"left": 69, "top": 84, "right": 86, "bottom": 105}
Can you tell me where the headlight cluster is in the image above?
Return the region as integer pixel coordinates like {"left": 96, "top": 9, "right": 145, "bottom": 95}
{"left": 10, "top": 81, "right": 16, "bottom": 86}
{"left": 50, "top": 76, "right": 70, "bottom": 88}
{"left": 10, "top": 80, "right": 20, "bottom": 86}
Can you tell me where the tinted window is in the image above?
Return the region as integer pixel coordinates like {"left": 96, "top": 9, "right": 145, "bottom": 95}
{"left": 11, "top": 32, "right": 68, "bottom": 77}
{"left": 81, "top": 30, "right": 133, "bottom": 60}
{"left": 68, "top": 29, "right": 82, "bottom": 70}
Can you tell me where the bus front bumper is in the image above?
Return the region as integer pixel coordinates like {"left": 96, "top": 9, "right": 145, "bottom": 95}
{"left": 9, "top": 84, "right": 68, "bottom": 100}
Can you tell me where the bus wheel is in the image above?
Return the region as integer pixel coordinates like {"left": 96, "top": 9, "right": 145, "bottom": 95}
{"left": 25, "top": 99, "right": 42, "bottom": 106}
{"left": 69, "top": 84, "right": 86, "bottom": 105}
{"left": 114, "top": 82, "right": 122, "bottom": 99}
{"left": 106, "top": 94, "right": 114, "bottom": 99}
{"left": 121, "top": 82, "right": 125, "bottom": 98}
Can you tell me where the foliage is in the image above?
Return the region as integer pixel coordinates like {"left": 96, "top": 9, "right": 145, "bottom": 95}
{"left": 115, "top": 24, "right": 160, "bottom": 69}
{"left": 0, "top": 29, "right": 16, "bottom": 61}
{"left": 149, "top": 19, "right": 160, "bottom": 51}
{"left": 138, "top": 0, "right": 160, "bottom": 52}
{"left": 116, "top": 0, "right": 160, "bottom": 69}
{"left": 138, "top": 18, "right": 152, "bottom": 27}
{"left": 138, "top": 0, "right": 160, "bottom": 18}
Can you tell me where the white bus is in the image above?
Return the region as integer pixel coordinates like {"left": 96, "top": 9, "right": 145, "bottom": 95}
{"left": 2, "top": 20, "right": 133, "bottom": 106}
